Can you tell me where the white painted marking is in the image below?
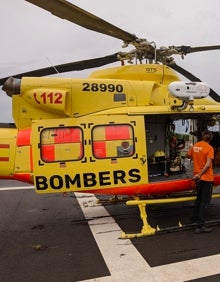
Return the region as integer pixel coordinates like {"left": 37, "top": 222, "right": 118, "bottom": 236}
{"left": 75, "top": 193, "right": 155, "bottom": 282}
{"left": 0, "top": 186, "right": 34, "bottom": 191}
{"left": 75, "top": 193, "right": 220, "bottom": 282}
{"left": 152, "top": 255, "right": 220, "bottom": 281}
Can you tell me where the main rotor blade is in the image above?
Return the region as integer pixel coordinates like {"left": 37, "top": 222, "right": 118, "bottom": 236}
{"left": 25, "top": 0, "right": 138, "bottom": 43}
{"left": 0, "top": 53, "right": 119, "bottom": 86}
{"left": 170, "top": 63, "right": 220, "bottom": 102}
{"left": 177, "top": 45, "right": 220, "bottom": 55}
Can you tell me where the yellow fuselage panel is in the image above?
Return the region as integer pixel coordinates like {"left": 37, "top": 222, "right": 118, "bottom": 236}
{"left": 13, "top": 64, "right": 179, "bottom": 129}
{"left": 89, "top": 64, "right": 177, "bottom": 84}
{"left": 0, "top": 128, "right": 17, "bottom": 177}
{"left": 14, "top": 146, "right": 31, "bottom": 173}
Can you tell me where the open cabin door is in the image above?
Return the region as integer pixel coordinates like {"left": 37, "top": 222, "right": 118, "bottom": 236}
{"left": 31, "top": 115, "right": 148, "bottom": 194}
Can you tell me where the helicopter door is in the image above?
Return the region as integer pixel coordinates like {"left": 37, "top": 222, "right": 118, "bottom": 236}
{"left": 31, "top": 115, "right": 148, "bottom": 194}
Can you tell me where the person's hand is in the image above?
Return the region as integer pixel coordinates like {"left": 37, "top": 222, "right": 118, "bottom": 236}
{"left": 193, "top": 174, "right": 200, "bottom": 181}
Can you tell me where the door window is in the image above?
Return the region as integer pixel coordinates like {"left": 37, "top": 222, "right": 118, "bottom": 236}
{"left": 92, "top": 124, "right": 134, "bottom": 158}
{"left": 40, "top": 127, "right": 83, "bottom": 162}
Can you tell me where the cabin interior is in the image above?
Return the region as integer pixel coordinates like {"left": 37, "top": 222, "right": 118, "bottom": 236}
{"left": 145, "top": 114, "right": 220, "bottom": 182}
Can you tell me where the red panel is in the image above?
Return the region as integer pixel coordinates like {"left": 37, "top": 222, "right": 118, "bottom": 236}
{"left": 41, "top": 144, "right": 55, "bottom": 162}
{"left": 0, "top": 176, "right": 14, "bottom": 180}
{"left": 0, "top": 173, "right": 33, "bottom": 183}
{"left": 0, "top": 144, "right": 10, "bottom": 148}
{"left": 105, "top": 125, "right": 130, "bottom": 140}
{"left": 17, "top": 129, "right": 31, "bottom": 146}
{"left": 93, "top": 141, "right": 106, "bottom": 158}
{"left": 14, "top": 173, "right": 33, "bottom": 184}
{"left": 0, "top": 157, "right": 9, "bottom": 161}
{"left": 86, "top": 179, "right": 196, "bottom": 196}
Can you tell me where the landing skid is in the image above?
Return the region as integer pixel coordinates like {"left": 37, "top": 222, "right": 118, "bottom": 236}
{"left": 120, "top": 193, "right": 220, "bottom": 239}
{"left": 97, "top": 195, "right": 131, "bottom": 204}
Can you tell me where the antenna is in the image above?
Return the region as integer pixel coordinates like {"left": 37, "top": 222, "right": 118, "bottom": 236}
{"left": 46, "top": 57, "right": 59, "bottom": 74}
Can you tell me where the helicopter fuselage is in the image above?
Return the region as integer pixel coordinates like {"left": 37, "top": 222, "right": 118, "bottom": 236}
{"left": 1, "top": 64, "right": 220, "bottom": 196}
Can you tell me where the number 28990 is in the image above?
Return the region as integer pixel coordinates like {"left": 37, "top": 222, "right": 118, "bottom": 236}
{"left": 82, "top": 83, "right": 124, "bottom": 92}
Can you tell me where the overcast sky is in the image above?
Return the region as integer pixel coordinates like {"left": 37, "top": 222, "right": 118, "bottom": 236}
{"left": 1, "top": 0, "right": 220, "bottom": 122}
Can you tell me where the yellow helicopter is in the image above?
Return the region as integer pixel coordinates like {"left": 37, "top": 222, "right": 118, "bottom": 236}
{"left": 1, "top": 0, "right": 220, "bottom": 237}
